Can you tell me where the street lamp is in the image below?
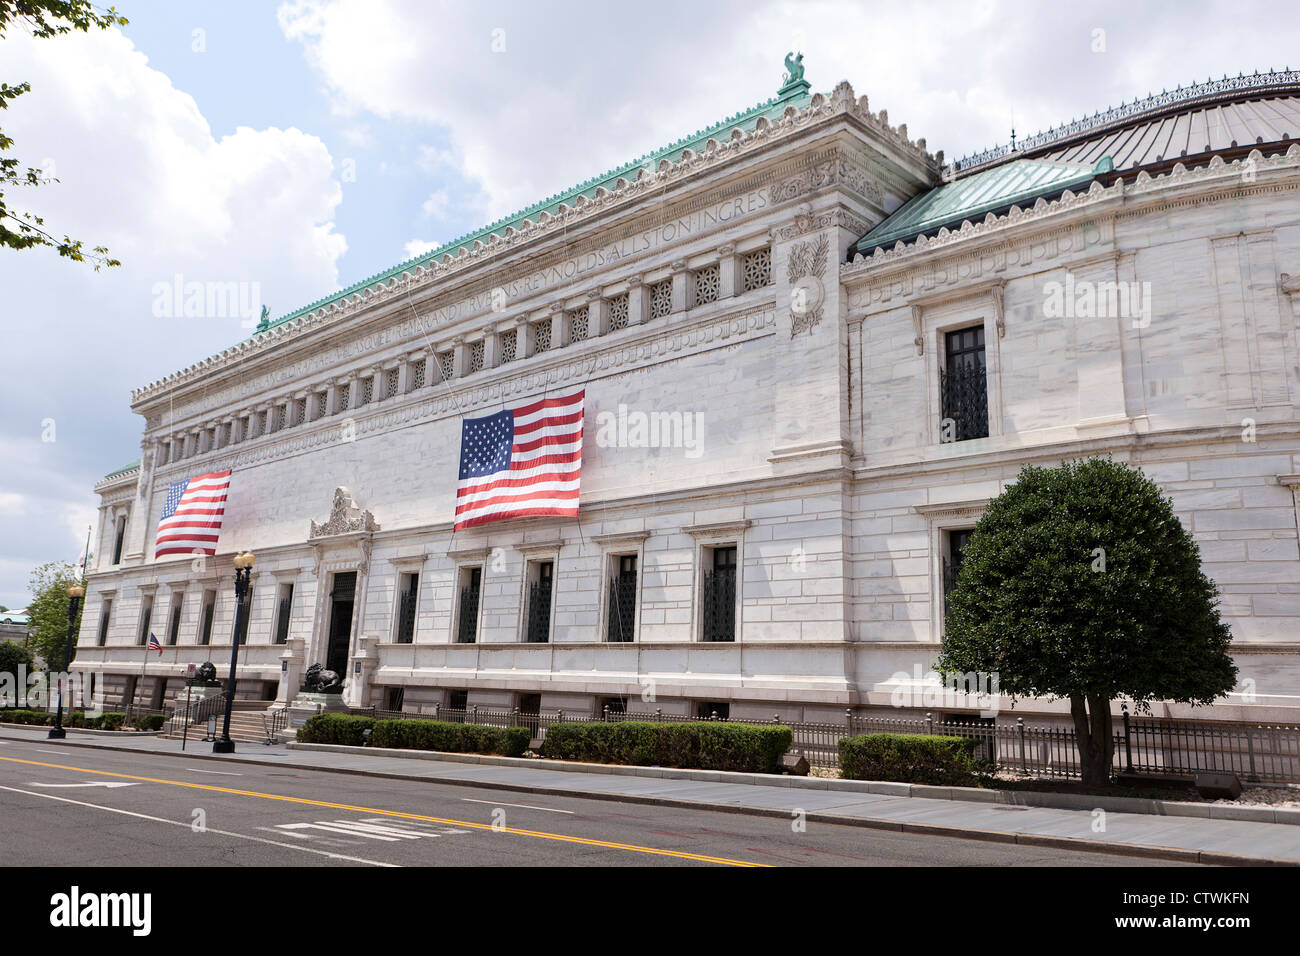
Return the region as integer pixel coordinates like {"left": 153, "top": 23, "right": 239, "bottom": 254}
{"left": 213, "top": 551, "right": 255, "bottom": 754}
{"left": 49, "top": 583, "right": 85, "bottom": 739}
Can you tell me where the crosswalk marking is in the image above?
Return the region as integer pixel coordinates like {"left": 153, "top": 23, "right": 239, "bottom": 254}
{"left": 274, "top": 818, "right": 473, "bottom": 842}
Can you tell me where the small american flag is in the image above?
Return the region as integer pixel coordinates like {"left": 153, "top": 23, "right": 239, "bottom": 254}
{"left": 155, "top": 470, "right": 232, "bottom": 558}
{"left": 147, "top": 633, "right": 162, "bottom": 655}
{"left": 455, "top": 390, "right": 584, "bottom": 531}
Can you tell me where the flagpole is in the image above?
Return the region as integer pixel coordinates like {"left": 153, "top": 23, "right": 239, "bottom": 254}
{"left": 80, "top": 524, "right": 91, "bottom": 583}
{"left": 127, "top": 639, "right": 149, "bottom": 722}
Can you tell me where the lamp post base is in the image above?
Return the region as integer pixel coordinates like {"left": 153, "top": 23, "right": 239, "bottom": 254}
{"left": 47, "top": 726, "right": 66, "bottom": 740}
{"left": 212, "top": 737, "right": 235, "bottom": 754}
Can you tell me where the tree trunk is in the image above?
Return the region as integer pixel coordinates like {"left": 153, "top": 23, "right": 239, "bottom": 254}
{"left": 1069, "top": 695, "right": 1115, "bottom": 787}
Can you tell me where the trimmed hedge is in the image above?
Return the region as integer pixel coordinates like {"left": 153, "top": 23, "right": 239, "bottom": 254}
{"left": 370, "top": 719, "right": 530, "bottom": 758}
{"left": 540, "top": 721, "right": 793, "bottom": 773}
{"left": 0, "top": 710, "right": 161, "bottom": 731}
{"left": 297, "top": 712, "right": 374, "bottom": 745}
{"left": 838, "top": 733, "right": 979, "bottom": 785}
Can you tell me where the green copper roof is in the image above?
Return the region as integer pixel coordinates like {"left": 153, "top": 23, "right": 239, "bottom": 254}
{"left": 854, "top": 155, "right": 1112, "bottom": 255}
{"left": 102, "top": 459, "right": 140, "bottom": 480}
{"left": 256, "top": 74, "right": 814, "bottom": 337}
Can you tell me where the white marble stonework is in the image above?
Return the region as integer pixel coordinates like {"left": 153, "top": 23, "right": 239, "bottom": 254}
{"left": 75, "top": 75, "right": 1300, "bottom": 723}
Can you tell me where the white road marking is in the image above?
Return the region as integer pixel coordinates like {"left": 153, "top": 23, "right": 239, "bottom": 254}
{"left": 0, "top": 785, "right": 396, "bottom": 867}
{"left": 185, "top": 768, "right": 243, "bottom": 776}
{"left": 460, "top": 797, "right": 574, "bottom": 814}
{"left": 29, "top": 781, "right": 139, "bottom": 789}
{"left": 275, "top": 819, "right": 467, "bottom": 842}
{"left": 34, "top": 749, "right": 67, "bottom": 755}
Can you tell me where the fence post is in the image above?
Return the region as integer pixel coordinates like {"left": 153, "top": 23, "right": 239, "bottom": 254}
{"left": 432, "top": 702, "right": 440, "bottom": 720}
{"left": 1018, "top": 717, "right": 1027, "bottom": 774}
{"left": 925, "top": 711, "right": 933, "bottom": 736}
{"left": 471, "top": 704, "right": 478, "bottom": 725}
{"left": 655, "top": 708, "right": 662, "bottom": 722}
{"left": 602, "top": 704, "right": 609, "bottom": 723}
{"left": 1122, "top": 703, "right": 1133, "bottom": 773}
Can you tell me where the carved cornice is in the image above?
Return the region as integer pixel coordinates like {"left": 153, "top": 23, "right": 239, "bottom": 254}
{"left": 130, "top": 80, "right": 936, "bottom": 409}
{"left": 309, "top": 487, "right": 380, "bottom": 539}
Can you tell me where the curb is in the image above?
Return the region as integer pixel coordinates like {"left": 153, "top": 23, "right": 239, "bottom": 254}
{"left": 3, "top": 732, "right": 1296, "bottom": 867}
{"left": 0, "top": 721, "right": 160, "bottom": 738}
{"left": 285, "top": 741, "right": 1300, "bottom": 827}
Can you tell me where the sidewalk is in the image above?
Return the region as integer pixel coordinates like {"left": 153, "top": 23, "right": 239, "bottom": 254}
{"left": 2, "top": 725, "right": 1297, "bottom": 865}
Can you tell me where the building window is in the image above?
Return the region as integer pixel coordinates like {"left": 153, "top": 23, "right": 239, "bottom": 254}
{"left": 696, "top": 701, "right": 730, "bottom": 720}
{"left": 199, "top": 590, "right": 215, "bottom": 646}
{"left": 384, "top": 686, "right": 405, "bottom": 712}
{"left": 274, "top": 582, "right": 294, "bottom": 645}
{"left": 360, "top": 376, "right": 374, "bottom": 405}
{"left": 259, "top": 410, "right": 269, "bottom": 436}
{"left": 275, "top": 405, "right": 287, "bottom": 432}
{"left": 315, "top": 391, "right": 328, "bottom": 419}
{"left": 112, "top": 515, "right": 126, "bottom": 565}
{"left": 533, "top": 320, "right": 552, "bottom": 354}
{"left": 500, "top": 329, "right": 517, "bottom": 364}
{"left": 469, "top": 340, "right": 485, "bottom": 374}
{"left": 411, "top": 359, "right": 426, "bottom": 390}
{"left": 438, "top": 351, "right": 454, "bottom": 383}
{"left": 940, "top": 325, "right": 989, "bottom": 442}
{"left": 567, "top": 305, "right": 589, "bottom": 343}
{"left": 448, "top": 689, "right": 468, "bottom": 715}
{"left": 742, "top": 247, "right": 772, "bottom": 291}
{"left": 395, "top": 572, "right": 418, "bottom": 644}
{"left": 385, "top": 368, "right": 399, "bottom": 399}
{"left": 338, "top": 384, "right": 351, "bottom": 412}
{"left": 137, "top": 595, "right": 154, "bottom": 646}
{"left": 693, "top": 263, "right": 720, "bottom": 306}
{"left": 606, "top": 554, "right": 637, "bottom": 643}
{"left": 599, "top": 696, "right": 628, "bottom": 718}
{"left": 524, "top": 560, "right": 553, "bottom": 643}
{"left": 608, "top": 293, "right": 630, "bottom": 331}
{"left": 97, "top": 599, "right": 113, "bottom": 647}
{"left": 702, "top": 546, "right": 736, "bottom": 642}
{"left": 942, "top": 528, "right": 976, "bottom": 609}
{"left": 456, "top": 567, "right": 481, "bottom": 643}
{"left": 166, "top": 593, "right": 183, "bottom": 646}
{"left": 649, "top": 278, "right": 672, "bottom": 318}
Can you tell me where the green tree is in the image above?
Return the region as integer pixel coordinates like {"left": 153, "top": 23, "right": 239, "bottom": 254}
{"left": 936, "top": 457, "right": 1237, "bottom": 786}
{"left": 26, "top": 560, "right": 84, "bottom": 671}
{"left": 0, "top": 641, "right": 34, "bottom": 706}
{"left": 1, "top": 1, "right": 127, "bottom": 268}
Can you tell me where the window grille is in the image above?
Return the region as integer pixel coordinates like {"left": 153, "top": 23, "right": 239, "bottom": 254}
{"left": 469, "top": 340, "right": 484, "bottom": 373}
{"left": 649, "top": 279, "right": 672, "bottom": 318}
{"left": 411, "top": 359, "right": 426, "bottom": 389}
{"left": 742, "top": 247, "right": 772, "bottom": 291}
{"left": 693, "top": 263, "right": 720, "bottom": 305}
{"left": 501, "top": 329, "right": 517, "bottom": 363}
{"left": 608, "top": 293, "right": 630, "bottom": 330}
{"left": 295, "top": 397, "right": 308, "bottom": 425}
{"left": 338, "top": 384, "right": 350, "bottom": 411}
{"left": 385, "top": 368, "right": 399, "bottom": 398}
{"left": 940, "top": 326, "right": 989, "bottom": 442}
{"left": 534, "top": 320, "right": 552, "bottom": 353}
{"left": 568, "top": 306, "right": 589, "bottom": 343}
{"left": 360, "top": 377, "right": 374, "bottom": 405}
{"left": 438, "top": 352, "right": 454, "bottom": 382}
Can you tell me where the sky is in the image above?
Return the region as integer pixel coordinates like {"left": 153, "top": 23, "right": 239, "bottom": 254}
{"left": 0, "top": 0, "right": 1295, "bottom": 608}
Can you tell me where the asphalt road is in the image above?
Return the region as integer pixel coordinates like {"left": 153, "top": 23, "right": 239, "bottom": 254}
{"left": 0, "top": 736, "right": 1196, "bottom": 867}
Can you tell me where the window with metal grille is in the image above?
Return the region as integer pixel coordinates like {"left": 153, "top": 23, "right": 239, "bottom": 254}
{"left": 599, "top": 696, "right": 628, "bottom": 718}
{"left": 199, "top": 590, "right": 215, "bottom": 645}
{"left": 411, "top": 359, "right": 426, "bottom": 389}
{"left": 649, "top": 279, "right": 672, "bottom": 318}
{"left": 138, "top": 596, "right": 153, "bottom": 646}
{"left": 534, "top": 320, "right": 552, "bottom": 353}
{"left": 568, "top": 305, "right": 589, "bottom": 343}
{"left": 608, "top": 293, "right": 630, "bottom": 330}
{"left": 456, "top": 567, "right": 481, "bottom": 643}
{"left": 742, "top": 247, "right": 772, "bottom": 291}
{"left": 525, "top": 561, "right": 553, "bottom": 643}
{"left": 295, "top": 397, "right": 308, "bottom": 426}
{"left": 693, "top": 263, "right": 720, "bottom": 306}
{"left": 696, "top": 701, "right": 730, "bottom": 720}
{"left": 275, "top": 405, "right": 287, "bottom": 432}
{"left": 385, "top": 368, "right": 399, "bottom": 398}
{"left": 702, "top": 546, "right": 736, "bottom": 642}
{"left": 338, "top": 384, "right": 350, "bottom": 411}
{"left": 395, "top": 573, "right": 418, "bottom": 644}
{"left": 360, "top": 377, "right": 374, "bottom": 405}
{"left": 469, "top": 340, "right": 484, "bottom": 373}
{"left": 606, "top": 554, "right": 637, "bottom": 642}
{"left": 940, "top": 325, "right": 989, "bottom": 442}
{"left": 385, "top": 686, "right": 405, "bottom": 711}
{"left": 316, "top": 391, "right": 328, "bottom": 419}
{"left": 259, "top": 410, "right": 269, "bottom": 435}
{"left": 438, "top": 351, "right": 454, "bottom": 382}
{"left": 275, "top": 583, "right": 293, "bottom": 645}
{"left": 448, "top": 689, "right": 468, "bottom": 713}
{"left": 167, "top": 594, "right": 183, "bottom": 645}
{"left": 500, "top": 329, "right": 517, "bottom": 364}
{"left": 98, "top": 599, "right": 112, "bottom": 646}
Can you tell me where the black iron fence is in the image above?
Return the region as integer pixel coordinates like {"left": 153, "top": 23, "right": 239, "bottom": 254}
{"left": 345, "top": 703, "right": 1300, "bottom": 783}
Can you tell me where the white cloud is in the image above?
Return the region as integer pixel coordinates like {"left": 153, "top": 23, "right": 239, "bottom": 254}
{"left": 420, "top": 189, "right": 451, "bottom": 220}
{"left": 402, "top": 238, "right": 441, "bottom": 259}
{"left": 0, "top": 25, "right": 348, "bottom": 606}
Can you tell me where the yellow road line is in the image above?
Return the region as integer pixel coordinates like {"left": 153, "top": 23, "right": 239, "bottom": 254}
{"left": 0, "top": 753, "right": 769, "bottom": 867}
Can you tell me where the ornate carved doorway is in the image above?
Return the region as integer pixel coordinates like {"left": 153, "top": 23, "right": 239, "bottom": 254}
{"left": 326, "top": 571, "right": 356, "bottom": 677}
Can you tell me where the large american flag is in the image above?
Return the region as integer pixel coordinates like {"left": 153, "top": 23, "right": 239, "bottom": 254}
{"left": 455, "top": 390, "right": 584, "bottom": 530}
{"left": 154, "top": 470, "right": 232, "bottom": 558}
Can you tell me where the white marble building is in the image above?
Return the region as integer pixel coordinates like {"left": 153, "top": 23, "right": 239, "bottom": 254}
{"left": 76, "top": 64, "right": 1300, "bottom": 725}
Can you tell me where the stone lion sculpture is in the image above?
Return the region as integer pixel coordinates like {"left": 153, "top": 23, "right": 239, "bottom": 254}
{"left": 301, "top": 662, "right": 345, "bottom": 694}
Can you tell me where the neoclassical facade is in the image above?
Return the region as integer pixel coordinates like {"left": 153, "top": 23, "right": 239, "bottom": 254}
{"left": 77, "top": 66, "right": 1300, "bottom": 724}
